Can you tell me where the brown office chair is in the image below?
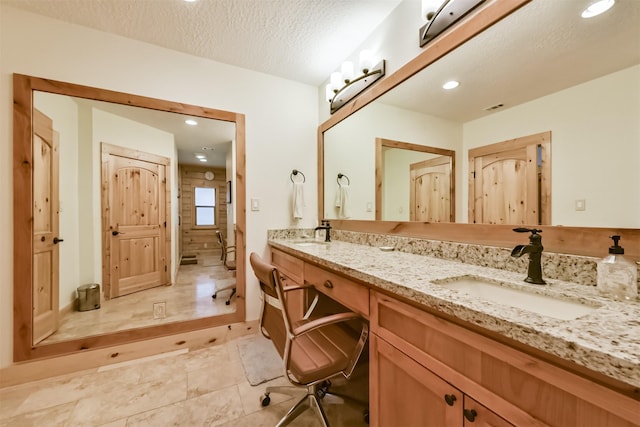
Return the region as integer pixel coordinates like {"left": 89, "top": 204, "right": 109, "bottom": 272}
{"left": 212, "top": 230, "right": 236, "bottom": 305}
{"left": 249, "top": 252, "right": 369, "bottom": 427}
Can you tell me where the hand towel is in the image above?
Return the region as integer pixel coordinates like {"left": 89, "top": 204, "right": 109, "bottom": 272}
{"left": 292, "top": 182, "right": 305, "bottom": 219}
{"left": 337, "top": 185, "right": 352, "bottom": 219}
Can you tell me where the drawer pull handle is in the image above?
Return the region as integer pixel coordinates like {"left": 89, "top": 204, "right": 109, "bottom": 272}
{"left": 323, "top": 280, "right": 334, "bottom": 289}
{"left": 463, "top": 409, "right": 477, "bottom": 422}
{"left": 444, "top": 394, "right": 456, "bottom": 406}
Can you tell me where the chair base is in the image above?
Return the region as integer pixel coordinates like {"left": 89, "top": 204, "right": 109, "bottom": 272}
{"left": 212, "top": 287, "right": 236, "bottom": 305}
{"left": 261, "top": 382, "right": 368, "bottom": 427}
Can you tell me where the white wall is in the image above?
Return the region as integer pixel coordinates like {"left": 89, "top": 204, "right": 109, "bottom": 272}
{"left": 463, "top": 65, "right": 640, "bottom": 228}
{"left": 0, "top": 5, "right": 318, "bottom": 369}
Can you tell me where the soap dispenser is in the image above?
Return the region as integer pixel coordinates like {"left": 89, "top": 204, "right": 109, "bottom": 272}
{"left": 596, "top": 235, "right": 638, "bottom": 301}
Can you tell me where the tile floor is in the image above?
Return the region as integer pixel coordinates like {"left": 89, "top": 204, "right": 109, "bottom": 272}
{"left": 0, "top": 333, "right": 369, "bottom": 427}
{"left": 42, "top": 252, "right": 236, "bottom": 344}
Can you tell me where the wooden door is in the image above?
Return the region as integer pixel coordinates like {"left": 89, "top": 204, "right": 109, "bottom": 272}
{"left": 370, "top": 334, "right": 462, "bottom": 427}
{"left": 469, "top": 132, "right": 550, "bottom": 225}
{"left": 32, "top": 109, "right": 60, "bottom": 344}
{"left": 104, "top": 147, "right": 168, "bottom": 298}
{"left": 410, "top": 155, "right": 452, "bottom": 222}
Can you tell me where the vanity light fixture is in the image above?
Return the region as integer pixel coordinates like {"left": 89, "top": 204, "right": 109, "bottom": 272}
{"left": 185, "top": 119, "right": 198, "bottom": 125}
{"left": 325, "top": 49, "right": 386, "bottom": 114}
{"left": 442, "top": 80, "right": 460, "bottom": 90}
{"left": 419, "top": 0, "right": 485, "bottom": 47}
{"left": 581, "top": 0, "right": 615, "bottom": 18}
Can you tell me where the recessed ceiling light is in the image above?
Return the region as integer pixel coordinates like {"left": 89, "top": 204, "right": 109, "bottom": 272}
{"left": 185, "top": 119, "right": 198, "bottom": 126}
{"left": 202, "top": 146, "right": 215, "bottom": 151}
{"left": 442, "top": 80, "right": 460, "bottom": 90}
{"left": 581, "top": 0, "right": 615, "bottom": 18}
{"left": 195, "top": 154, "right": 206, "bottom": 159}
{"left": 199, "top": 158, "right": 207, "bottom": 162}
{"left": 183, "top": 0, "right": 197, "bottom": 2}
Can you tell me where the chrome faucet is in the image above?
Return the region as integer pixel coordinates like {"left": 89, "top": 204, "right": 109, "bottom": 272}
{"left": 314, "top": 220, "right": 332, "bottom": 242}
{"left": 511, "top": 228, "right": 546, "bottom": 285}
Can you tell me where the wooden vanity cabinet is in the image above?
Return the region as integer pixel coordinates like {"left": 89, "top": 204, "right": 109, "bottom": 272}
{"left": 269, "top": 248, "right": 639, "bottom": 426}
{"left": 370, "top": 290, "right": 639, "bottom": 427}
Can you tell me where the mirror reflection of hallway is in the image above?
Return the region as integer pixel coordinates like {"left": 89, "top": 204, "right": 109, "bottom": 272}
{"left": 41, "top": 252, "right": 235, "bottom": 345}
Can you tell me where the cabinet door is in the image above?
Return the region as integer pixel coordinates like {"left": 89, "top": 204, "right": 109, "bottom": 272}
{"left": 370, "top": 334, "right": 462, "bottom": 427}
{"left": 464, "top": 396, "right": 515, "bottom": 427}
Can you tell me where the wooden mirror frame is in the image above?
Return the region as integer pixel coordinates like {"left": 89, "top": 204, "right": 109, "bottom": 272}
{"left": 13, "top": 74, "right": 247, "bottom": 362}
{"left": 317, "top": 0, "right": 640, "bottom": 261}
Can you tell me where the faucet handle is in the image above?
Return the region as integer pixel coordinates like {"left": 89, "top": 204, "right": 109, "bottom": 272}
{"left": 513, "top": 227, "right": 542, "bottom": 234}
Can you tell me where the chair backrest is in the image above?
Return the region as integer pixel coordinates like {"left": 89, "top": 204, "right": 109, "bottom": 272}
{"left": 216, "top": 230, "right": 226, "bottom": 251}
{"left": 249, "top": 252, "right": 293, "bottom": 358}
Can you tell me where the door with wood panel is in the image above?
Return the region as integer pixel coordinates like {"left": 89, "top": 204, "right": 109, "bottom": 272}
{"left": 32, "top": 109, "right": 60, "bottom": 344}
{"left": 104, "top": 148, "right": 168, "bottom": 298}
{"left": 410, "top": 155, "right": 452, "bottom": 222}
{"left": 469, "top": 132, "right": 550, "bottom": 225}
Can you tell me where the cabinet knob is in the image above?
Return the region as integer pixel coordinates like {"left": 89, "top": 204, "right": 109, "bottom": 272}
{"left": 323, "top": 280, "right": 334, "bottom": 289}
{"left": 463, "top": 409, "right": 477, "bottom": 422}
{"left": 444, "top": 394, "right": 456, "bottom": 406}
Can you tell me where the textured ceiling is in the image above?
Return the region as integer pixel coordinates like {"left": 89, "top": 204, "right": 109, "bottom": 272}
{"left": 2, "top": 0, "right": 403, "bottom": 86}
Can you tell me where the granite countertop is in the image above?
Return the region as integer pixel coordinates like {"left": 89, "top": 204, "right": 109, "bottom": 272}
{"left": 268, "top": 238, "right": 640, "bottom": 390}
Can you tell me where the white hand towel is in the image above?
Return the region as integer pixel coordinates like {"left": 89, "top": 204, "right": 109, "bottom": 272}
{"left": 338, "top": 185, "right": 352, "bottom": 219}
{"left": 292, "top": 182, "right": 305, "bottom": 219}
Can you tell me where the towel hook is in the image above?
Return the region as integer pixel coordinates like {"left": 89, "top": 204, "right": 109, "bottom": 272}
{"left": 337, "top": 173, "right": 350, "bottom": 186}
{"left": 290, "top": 169, "right": 306, "bottom": 183}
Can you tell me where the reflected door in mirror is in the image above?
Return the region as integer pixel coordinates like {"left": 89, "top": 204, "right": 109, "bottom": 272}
{"left": 469, "top": 132, "right": 550, "bottom": 225}
{"left": 410, "top": 156, "right": 451, "bottom": 222}
{"left": 33, "top": 109, "right": 60, "bottom": 344}
{"left": 104, "top": 145, "right": 169, "bottom": 298}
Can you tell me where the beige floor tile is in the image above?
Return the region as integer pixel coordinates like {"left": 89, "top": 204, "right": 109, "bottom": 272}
{"left": 0, "top": 401, "right": 76, "bottom": 427}
{"left": 125, "top": 384, "right": 243, "bottom": 427}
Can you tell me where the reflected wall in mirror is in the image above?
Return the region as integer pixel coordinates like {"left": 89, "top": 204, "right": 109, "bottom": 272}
{"left": 376, "top": 138, "right": 454, "bottom": 222}
{"left": 321, "top": 0, "right": 640, "bottom": 228}
{"left": 14, "top": 74, "right": 246, "bottom": 361}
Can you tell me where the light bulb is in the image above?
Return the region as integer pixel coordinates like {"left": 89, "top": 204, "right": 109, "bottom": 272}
{"left": 325, "top": 84, "right": 334, "bottom": 103}
{"left": 341, "top": 61, "right": 354, "bottom": 83}
{"left": 442, "top": 80, "right": 459, "bottom": 90}
{"left": 359, "top": 50, "right": 374, "bottom": 74}
{"left": 330, "top": 72, "right": 343, "bottom": 92}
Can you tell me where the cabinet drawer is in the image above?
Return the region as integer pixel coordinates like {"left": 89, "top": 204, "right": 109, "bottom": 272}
{"left": 271, "top": 248, "right": 304, "bottom": 284}
{"left": 304, "top": 263, "right": 369, "bottom": 317}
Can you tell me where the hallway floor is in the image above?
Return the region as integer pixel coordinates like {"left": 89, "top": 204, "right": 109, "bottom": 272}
{"left": 0, "top": 333, "right": 369, "bottom": 426}
{"left": 42, "top": 252, "right": 236, "bottom": 344}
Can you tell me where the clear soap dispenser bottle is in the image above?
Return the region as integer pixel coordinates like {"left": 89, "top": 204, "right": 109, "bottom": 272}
{"left": 596, "top": 235, "right": 638, "bottom": 301}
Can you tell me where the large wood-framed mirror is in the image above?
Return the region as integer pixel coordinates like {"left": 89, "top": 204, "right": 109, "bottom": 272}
{"left": 13, "top": 74, "right": 246, "bottom": 361}
{"left": 318, "top": 0, "right": 640, "bottom": 258}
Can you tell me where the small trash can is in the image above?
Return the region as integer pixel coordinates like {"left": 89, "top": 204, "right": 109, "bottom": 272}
{"left": 77, "top": 283, "right": 101, "bottom": 311}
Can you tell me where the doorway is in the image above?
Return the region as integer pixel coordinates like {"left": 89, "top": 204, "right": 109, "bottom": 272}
{"left": 101, "top": 143, "right": 171, "bottom": 298}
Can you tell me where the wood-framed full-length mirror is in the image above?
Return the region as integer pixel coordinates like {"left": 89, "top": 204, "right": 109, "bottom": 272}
{"left": 319, "top": 0, "right": 640, "bottom": 230}
{"left": 14, "top": 74, "right": 246, "bottom": 362}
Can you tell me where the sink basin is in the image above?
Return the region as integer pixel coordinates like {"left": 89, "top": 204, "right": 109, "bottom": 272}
{"left": 434, "top": 276, "right": 599, "bottom": 320}
{"left": 291, "top": 240, "right": 329, "bottom": 247}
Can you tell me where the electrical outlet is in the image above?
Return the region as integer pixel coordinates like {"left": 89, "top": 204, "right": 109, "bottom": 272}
{"left": 153, "top": 302, "right": 166, "bottom": 319}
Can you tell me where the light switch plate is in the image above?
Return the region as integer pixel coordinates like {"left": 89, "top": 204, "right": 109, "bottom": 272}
{"left": 575, "top": 199, "right": 586, "bottom": 211}
{"left": 251, "top": 198, "right": 260, "bottom": 211}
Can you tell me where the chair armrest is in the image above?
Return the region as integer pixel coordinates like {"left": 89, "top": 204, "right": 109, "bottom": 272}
{"left": 292, "top": 312, "right": 364, "bottom": 336}
{"left": 282, "top": 282, "right": 314, "bottom": 293}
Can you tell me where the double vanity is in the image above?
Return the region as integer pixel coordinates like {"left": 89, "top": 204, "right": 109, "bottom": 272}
{"left": 268, "top": 231, "right": 639, "bottom": 426}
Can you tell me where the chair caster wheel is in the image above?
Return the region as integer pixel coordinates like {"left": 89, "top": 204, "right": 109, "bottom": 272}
{"left": 315, "top": 388, "right": 326, "bottom": 399}
{"left": 260, "top": 394, "right": 271, "bottom": 407}
{"left": 226, "top": 300, "right": 231, "bottom": 305}
{"left": 212, "top": 294, "right": 217, "bottom": 299}
{"left": 364, "top": 409, "right": 369, "bottom": 424}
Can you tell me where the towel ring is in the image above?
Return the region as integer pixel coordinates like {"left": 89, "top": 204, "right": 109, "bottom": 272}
{"left": 337, "top": 173, "right": 350, "bottom": 186}
{"left": 290, "top": 169, "right": 306, "bottom": 183}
